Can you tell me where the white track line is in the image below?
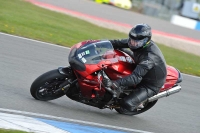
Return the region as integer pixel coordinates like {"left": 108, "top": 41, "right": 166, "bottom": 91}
{"left": 0, "top": 32, "right": 70, "bottom": 49}
{"left": 0, "top": 108, "right": 153, "bottom": 133}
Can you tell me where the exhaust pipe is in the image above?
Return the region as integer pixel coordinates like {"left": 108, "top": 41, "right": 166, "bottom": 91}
{"left": 148, "top": 85, "right": 181, "bottom": 102}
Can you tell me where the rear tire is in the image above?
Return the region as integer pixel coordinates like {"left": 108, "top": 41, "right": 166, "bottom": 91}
{"left": 30, "top": 69, "right": 67, "bottom": 101}
{"left": 115, "top": 100, "right": 158, "bottom": 115}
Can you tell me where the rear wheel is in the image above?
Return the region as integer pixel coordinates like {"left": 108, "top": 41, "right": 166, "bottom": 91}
{"left": 30, "top": 69, "right": 68, "bottom": 101}
{"left": 114, "top": 92, "right": 158, "bottom": 115}
{"left": 115, "top": 100, "right": 157, "bottom": 115}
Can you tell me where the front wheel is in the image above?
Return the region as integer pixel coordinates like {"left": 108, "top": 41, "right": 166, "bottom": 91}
{"left": 115, "top": 100, "right": 158, "bottom": 115}
{"left": 30, "top": 69, "right": 68, "bottom": 101}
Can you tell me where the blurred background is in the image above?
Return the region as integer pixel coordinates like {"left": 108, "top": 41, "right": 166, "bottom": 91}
{"left": 93, "top": 0, "right": 200, "bottom": 21}
{"left": 132, "top": 0, "right": 200, "bottom": 21}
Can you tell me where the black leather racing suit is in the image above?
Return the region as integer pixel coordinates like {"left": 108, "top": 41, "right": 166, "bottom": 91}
{"left": 110, "top": 39, "right": 167, "bottom": 111}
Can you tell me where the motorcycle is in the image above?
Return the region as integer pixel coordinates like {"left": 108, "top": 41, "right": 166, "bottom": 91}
{"left": 30, "top": 40, "right": 182, "bottom": 115}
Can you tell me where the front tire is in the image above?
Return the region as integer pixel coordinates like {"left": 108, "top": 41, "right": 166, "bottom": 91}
{"left": 30, "top": 69, "right": 68, "bottom": 101}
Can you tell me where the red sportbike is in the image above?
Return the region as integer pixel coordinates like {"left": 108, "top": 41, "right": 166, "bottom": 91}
{"left": 30, "top": 40, "right": 182, "bottom": 115}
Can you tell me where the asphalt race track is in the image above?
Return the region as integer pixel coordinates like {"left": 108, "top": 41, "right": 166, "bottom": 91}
{"left": 0, "top": 33, "right": 200, "bottom": 133}
{"left": 1, "top": 0, "right": 200, "bottom": 133}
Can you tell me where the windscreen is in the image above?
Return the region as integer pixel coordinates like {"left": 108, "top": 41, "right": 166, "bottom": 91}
{"left": 76, "top": 41, "right": 116, "bottom": 64}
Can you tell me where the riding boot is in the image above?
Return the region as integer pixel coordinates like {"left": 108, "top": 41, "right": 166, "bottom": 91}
{"left": 120, "top": 86, "right": 155, "bottom": 111}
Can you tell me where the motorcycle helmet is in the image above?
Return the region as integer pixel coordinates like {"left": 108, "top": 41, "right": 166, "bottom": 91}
{"left": 128, "top": 24, "right": 152, "bottom": 50}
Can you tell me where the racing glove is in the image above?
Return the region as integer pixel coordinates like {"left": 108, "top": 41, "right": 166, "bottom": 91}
{"left": 102, "top": 79, "right": 122, "bottom": 93}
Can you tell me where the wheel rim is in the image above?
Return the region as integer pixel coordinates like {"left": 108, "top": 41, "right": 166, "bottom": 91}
{"left": 36, "top": 78, "right": 65, "bottom": 100}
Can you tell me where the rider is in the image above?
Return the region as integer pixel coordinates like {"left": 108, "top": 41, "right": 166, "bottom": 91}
{"left": 103, "top": 23, "right": 167, "bottom": 111}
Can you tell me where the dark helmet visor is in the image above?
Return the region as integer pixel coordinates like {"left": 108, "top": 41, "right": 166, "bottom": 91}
{"left": 129, "top": 33, "right": 147, "bottom": 40}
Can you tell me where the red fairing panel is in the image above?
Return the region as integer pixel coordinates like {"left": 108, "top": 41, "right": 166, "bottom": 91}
{"left": 105, "top": 50, "right": 135, "bottom": 80}
{"left": 160, "top": 65, "right": 179, "bottom": 92}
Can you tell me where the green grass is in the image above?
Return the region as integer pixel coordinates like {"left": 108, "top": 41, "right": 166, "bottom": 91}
{"left": 0, "top": 129, "right": 27, "bottom": 133}
{"left": 0, "top": 0, "right": 200, "bottom": 76}
{"left": 159, "top": 44, "right": 200, "bottom": 76}
{"left": 0, "top": 0, "right": 126, "bottom": 46}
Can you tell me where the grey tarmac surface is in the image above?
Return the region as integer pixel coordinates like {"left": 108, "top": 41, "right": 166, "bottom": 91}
{"left": 0, "top": 33, "right": 200, "bottom": 133}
